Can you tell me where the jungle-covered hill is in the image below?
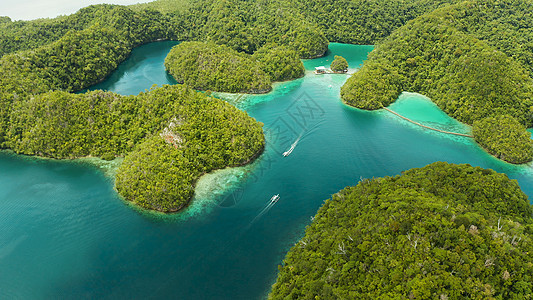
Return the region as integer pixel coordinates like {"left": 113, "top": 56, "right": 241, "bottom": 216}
{"left": 7, "top": 84, "right": 265, "bottom": 212}
{"left": 0, "top": 3, "right": 269, "bottom": 212}
{"left": 269, "top": 162, "right": 533, "bottom": 299}
{"left": 0, "top": 4, "right": 266, "bottom": 212}
{"left": 341, "top": 0, "right": 533, "bottom": 164}
{"left": 164, "top": 41, "right": 305, "bottom": 93}
{"left": 0, "top": 0, "right": 462, "bottom": 211}
{"left": 1, "top": 0, "right": 533, "bottom": 207}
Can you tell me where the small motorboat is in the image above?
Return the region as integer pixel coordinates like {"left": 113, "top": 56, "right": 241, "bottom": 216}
{"left": 270, "top": 194, "right": 280, "bottom": 204}
{"left": 282, "top": 137, "right": 300, "bottom": 157}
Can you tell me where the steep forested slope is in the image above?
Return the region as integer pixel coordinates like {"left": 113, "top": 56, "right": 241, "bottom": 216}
{"left": 114, "top": 86, "right": 264, "bottom": 212}
{"left": 1, "top": 0, "right": 533, "bottom": 210}
{"left": 472, "top": 115, "right": 533, "bottom": 164}
{"left": 0, "top": 0, "right": 329, "bottom": 59}
{"left": 292, "top": 0, "right": 459, "bottom": 44}
{"left": 0, "top": 5, "right": 171, "bottom": 57}
{"left": 164, "top": 41, "right": 305, "bottom": 93}
{"left": 6, "top": 84, "right": 264, "bottom": 212}
{"left": 270, "top": 162, "right": 533, "bottom": 299}
{"left": 341, "top": 0, "right": 533, "bottom": 163}
{"left": 165, "top": 41, "right": 272, "bottom": 93}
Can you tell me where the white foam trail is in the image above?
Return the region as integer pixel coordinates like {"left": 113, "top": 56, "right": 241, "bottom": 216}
{"left": 283, "top": 135, "right": 301, "bottom": 157}
{"left": 250, "top": 201, "right": 275, "bottom": 224}
{"left": 283, "top": 120, "right": 325, "bottom": 157}
{"left": 301, "top": 119, "right": 325, "bottom": 140}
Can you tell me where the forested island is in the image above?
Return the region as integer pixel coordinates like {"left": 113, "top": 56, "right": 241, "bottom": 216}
{"left": 0, "top": 0, "right": 531, "bottom": 222}
{"left": 270, "top": 162, "right": 533, "bottom": 299}
{"left": 4, "top": 0, "right": 531, "bottom": 164}
{"left": 164, "top": 41, "right": 305, "bottom": 93}
{"left": 2, "top": 0, "right": 533, "bottom": 298}
{"left": 340, "top": 0, "right": 533, "bottom": 164}
{"left": 0, "top": 3, "right": 267, "bottom": 212}
{"left": 0, "top": 0, "right": 457, "bottom": 211}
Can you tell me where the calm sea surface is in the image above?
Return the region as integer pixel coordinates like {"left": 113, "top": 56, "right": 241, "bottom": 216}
{"left": 1, "top": 41, "right": 532, "bottom": 299}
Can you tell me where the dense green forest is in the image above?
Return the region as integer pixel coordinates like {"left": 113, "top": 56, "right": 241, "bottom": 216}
{"left": 0, "top": 0, "right": 471, "bottom": 64}
{"left": 330, "top": 55, "right": 348, "bottom": 73}
{"left": 252, "top": 43, "right": 305, "bottom": 82}
{"left": 0, "top": 5, "right": 172, "bottom": 57}
{"left": 130, "top": 0, "right": 460, "bottom": 46}
{"left": 115, "top": 86, "right": 264, "bottom": 212}
{"left": 165, "top": 41, "right": 304, "bottom": 93}
{"left": 472, "top": 115, "right": 533, "bottom": 165}
{"left": 0, "top": 0, "right": 329, "bottom": 59}
{"left": 1, "top": 0, "right": 533, "bottom": 297}
{"left": 0, "top": 0, "right": 531, "bottom": 197}
{"left": 341, "top": 0, "right": 533, "bottom": 163}
{"left": 5, "top": 84, "right": 264, "bottom": 212}
{"left": 165, "top": 41, "right": 272, "bottom": 93}
{"left": 270, "top": 162, "right": 533, "bottom": 299}
{"left": 292, "top": 0, "right": 459, "bottom": 44}
{"left": 0, "top": 0, "right": 327, "bottom": 212}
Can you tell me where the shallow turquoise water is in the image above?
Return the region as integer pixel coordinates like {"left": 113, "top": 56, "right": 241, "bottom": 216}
{"left": 2, "top": 42, "right": 533, "bottom": 299}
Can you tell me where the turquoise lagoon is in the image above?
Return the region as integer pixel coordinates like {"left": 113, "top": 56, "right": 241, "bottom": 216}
{"left": 1, "top": 41, "right": 533, "bottom": 299}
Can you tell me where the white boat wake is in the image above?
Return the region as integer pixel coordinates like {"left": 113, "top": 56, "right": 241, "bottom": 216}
{"left": 282, "top": 120, "right": 324, "bottom": 157}
{"left": 282, "top": 135, "right": 301, "bottom": 157}
{"left": 250, "top": 194, "right": 280, "bottom": 224}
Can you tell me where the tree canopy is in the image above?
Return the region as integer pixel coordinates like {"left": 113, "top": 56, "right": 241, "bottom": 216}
{"left": 6, "top": 84, "right": 264, "bottom": 212}
{"left": 165, "top": 41, "right": 272, "bottom": 94}
{"left": 330, "top": 55, "right": 348, "bottom": 73}
{"left": 341, "top": 0, "right": 533, "bottom": 163}
{"left": 1, "top": 0, "right": 533, "bottom": 210}
{"left": 252, "top": 43, "right": 305, "bottom": 82}
{"left": 114, "top": 85, "right": 264, "bottom": 212}
{"left": 270, "top": 162, "right": 533, "bottom": 299}
{"left": 473, "top": 115, "right": 533, "bottom": 164}
{"left": 164, "top": 41, "right": 305, "bottom": 93}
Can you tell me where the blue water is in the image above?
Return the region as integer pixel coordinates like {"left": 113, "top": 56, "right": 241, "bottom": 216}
{"left": 1, "top": 42, "right": 533, "bottom": 299}
{"left": 84, "top": 41, "right": 179, "bottom": 95}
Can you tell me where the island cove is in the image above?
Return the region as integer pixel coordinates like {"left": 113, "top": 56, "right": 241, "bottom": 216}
{"left": 1, "top": 1, "right": 532, "bottom": 214}
{"left": 0, "top": 1, "right": 327, "bottom": 213}
{"left": 340, "top": 1, "right": 533, "bottom": 164}
{"left": 3, "top": 38, "right": 533, "bottom": 214}
{"left": 3, "top": 41, "right": 533, "bottom": 299}
{"left": 2, "top": 0, "right": 533, "bottom": 298}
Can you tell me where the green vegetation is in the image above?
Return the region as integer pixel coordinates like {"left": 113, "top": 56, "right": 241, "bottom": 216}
{"left": 0, "top": 5, "right": 171, "bottom": 57}
{"left": 5, "top": 84, "right": 264, "bottom": 212}
{"left": 115, "top": 86, "right": 264, "bottom": 212}
{"left": 473, "top": 115, "right": 533, "bottom": 164}
{"left": 341, "top": 0, "right": 533, "bottom": 163}
{"left": 186, "top": 0, "right": 329, "bottom": 58}
{"left": 330, "top": 55, "right": 348, "bottom": 73}
{"left": 0, "top": 3, "right": 269, "bottom": 212}
{"left": 0, "top": 6, "right": 173, "bottom": 152}
{"left": 270, "top": 162, "right": 533, "bottom": 299}
{"left": 131, "top": 0, "right": 456, "bottom": 49}
{"left": 164, "top": 41, "right": 304, "bottom": 93}
{"left": 165, "top": 41, "right": 271, "bottom": 93}
{"left": 130, "top": 0, "right": 192, "bottom": 14}
{"left": 0, "top": 1, "right": 332, "bottom": 212}
{"left": 341, "top": 2, "right": 533, "bottom": 125}
{"left": 252, "top": 43, "right": 305, "bottom": 82}
{"left": 0, "top": 0, "right": 531, "bottom": 210}
{"left": 0, "top": 0, "right": 330, "bottom": 60}
{"left": 292, "top": 0, "right": 457, "bottom": 44}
